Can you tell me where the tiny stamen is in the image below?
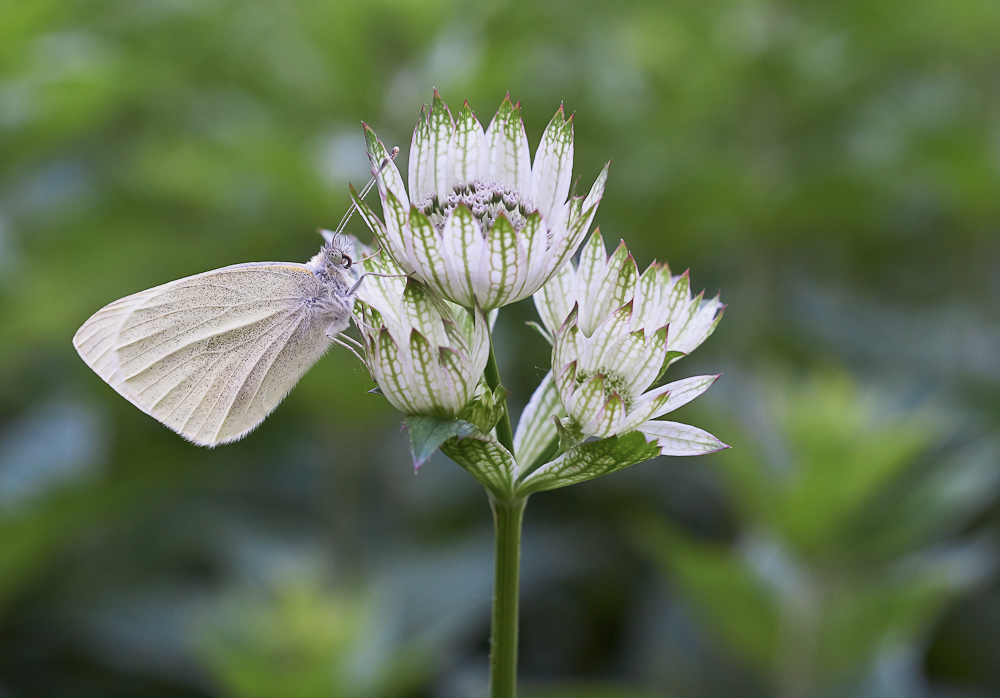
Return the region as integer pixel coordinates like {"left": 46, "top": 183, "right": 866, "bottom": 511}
{"left": 417, "top": 179, "right": 537, "bottom": 235}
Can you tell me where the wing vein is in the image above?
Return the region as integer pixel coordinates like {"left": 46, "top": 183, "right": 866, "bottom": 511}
{"left": 206, "top": 312, "right": 307, "bottom": 443}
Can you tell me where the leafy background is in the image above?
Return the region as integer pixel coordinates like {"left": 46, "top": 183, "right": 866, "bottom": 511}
{"left": 2, "top": 0, "right": 999, "bottom": 696}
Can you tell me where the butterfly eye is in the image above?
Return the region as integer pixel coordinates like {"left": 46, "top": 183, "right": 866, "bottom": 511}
{"left": 341, "top": 254, "right": 352, "bottom": 270}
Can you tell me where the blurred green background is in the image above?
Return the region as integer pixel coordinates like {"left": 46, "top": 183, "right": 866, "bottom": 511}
{"left": 2, "top": 0, "right": 999, "bottom": 696}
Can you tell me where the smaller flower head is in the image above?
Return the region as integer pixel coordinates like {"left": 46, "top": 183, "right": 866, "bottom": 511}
{"left": 352, "top": 91, "right": 608, "bottom": 310}
{"left": 536, "top": 231, "right": 726, "bottom": 454}
{"left": 354, "top": 252, "right": 490, "bottom": 418}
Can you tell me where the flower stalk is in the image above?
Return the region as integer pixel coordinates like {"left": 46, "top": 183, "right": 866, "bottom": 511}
{"left": 484, "top": 327, "right": 522, "bottom": 698}
{"left": 489, "top": 494, "right": 527, "bottom": 698}
{"left": 484, "top": 333, "right": 515, "bottom": 453}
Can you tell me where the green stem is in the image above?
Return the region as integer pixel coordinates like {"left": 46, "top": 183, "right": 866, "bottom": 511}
{"left": 484, "top": 333, "right": 515, "bottom": 454}
{"left": 489, "top": 494, "right": 527, "bottom": 698}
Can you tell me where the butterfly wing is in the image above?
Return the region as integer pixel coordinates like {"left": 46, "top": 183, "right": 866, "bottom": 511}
{"left": 74, "top": 262, "right": 346, "bottom": 446}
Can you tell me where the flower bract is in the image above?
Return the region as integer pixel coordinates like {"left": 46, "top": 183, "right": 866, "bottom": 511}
{"left": 354, "top": 252, "right": 490, "bottom": 418}
{"left": 535, "top": 231, "right": 727, "bottom": 455}
{"left": 353, "top": 91, "right": 608, "bottom": 311}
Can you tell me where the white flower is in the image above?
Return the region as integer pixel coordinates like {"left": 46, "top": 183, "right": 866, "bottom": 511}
{"left": 353, "top": 91, "right": 608, "bottom": 311}
{"left": 354, "top": 252, "right": 490, "bottom": 418}
{"left": 535, "top": 231, "right": 727, "bottom": 455}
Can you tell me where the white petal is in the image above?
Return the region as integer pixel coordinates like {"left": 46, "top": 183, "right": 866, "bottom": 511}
{"left": 441, "top": 206, "right": 485, "bottom": 307}
{"left": 373, "top": 329, "right": 418, "bottom": 414}
{"left": 428, "top": 90, "right": 455, "bottom": 201}
{"left": 576, "top": 230, "right": 607, "bottom": 336}
{"left": 531, "top": 105, "right": 574, "bottom": 221}
{"left": 474, "top": 214, "right": 526, "bottom": 310}
{"left": 398, "top": 280, "right": 447, "bottom": 347}
{"left": 513, "top": 372, "right": 563, "bottom": 469}
{"left": 439, "top": 347, "right": 473, "bottom": 413}
{"left": 408, "top": 104, "right": 435, "bottom": 204}
{"left": 364, "top": 124, "right": 409, "bottom": 209}
{"left": 589, "top": 240, "right": 637, "bottom": 338}
{"left": 451, "top": 101, "right": 488, "bottom": 187}
{"left": 615, "top": 330, "right": 657, "bottom": 390}
{"left": 553, "top": 320, "right": 583, "bottom": 373}
{"left": 629, "top": 326, "right": 668, "bottom": 394}
{"left": 553, "top": 360, "right": 578, "bottom": 406}
{"left": 672, "top": 295, "right": 724, "bottom": 355}
{"left": 581, "top": 302, "right": 633, "bottom": 370}
{"left": 350, "top": 187, "right": 413, "bottom": 273}
{"left": 569, "top": 374, "right": 606, "bottom": 423}
{"left": 637, "top": 421, "right": 728, "bottom": 456}
{"left": 581, "top": 394, "right": 626, "bottom": 438}
{"left": 407, "top": 329, "right": 447, "bottom": 414}
{"left": 404, "top": 208, "right": 462, "bottom": 303}
{"left": 620, "top": 385, "right": 672, "bottom": 432}
{"left": 533, "top": 262, "right": 576, "bottom": 338}
{"left": 469, "top": 309, "right": 491, "bottom": 378}
{"left": 631, "top": 264, "right": 661, "bottom": 331}
{"left": 649, "top": 374, "right": 720, "bottom": 419}
{"left": 485, "top": 94, "right": 532, "bottom": 193}
{"left": 510, "top": 211, "right": 548, "bottom": 303}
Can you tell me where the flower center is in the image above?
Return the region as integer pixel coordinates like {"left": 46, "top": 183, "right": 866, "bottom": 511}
{"left": 417, "top": 180, "right": 536, "bottom": 235}
{"left": 576, "top": 368, "right": 634, "bottom": 410}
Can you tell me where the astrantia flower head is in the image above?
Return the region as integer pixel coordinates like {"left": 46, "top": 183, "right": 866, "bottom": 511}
{"left": 352, "top": 91, "right": 608, "bottom": 311}
{"left": 534, "top": 231, "right": 727, "bottom": 455}
{"left": 354, "top": 252, "right": 490, "bottom": 418}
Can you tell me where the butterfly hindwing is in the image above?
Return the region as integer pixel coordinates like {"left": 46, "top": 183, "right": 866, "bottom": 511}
{"left": 74, "top": 262, "right": 341, "bottom": 446}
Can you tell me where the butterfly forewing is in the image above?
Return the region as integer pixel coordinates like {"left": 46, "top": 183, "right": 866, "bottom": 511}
{"left": 74, "top": 262, "right": 343, "bottom": 446}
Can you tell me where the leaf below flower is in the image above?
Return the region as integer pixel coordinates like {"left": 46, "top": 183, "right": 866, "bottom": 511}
{"left": 516, "top": 431, "right": 661, "bottom": 495}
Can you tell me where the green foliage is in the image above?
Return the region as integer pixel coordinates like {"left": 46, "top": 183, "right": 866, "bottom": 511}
{"left": 522, "top": 684, "right": 666, "bottom": 698}
{"left": 518, "top": 432, "right": 661, "bottom": 495}
{"left": 198, "top": 580, "right": 433, "bottom": 698}
{"left": 723, "top": 373, "right": 936, "bottom": 560}
{"left": 637, "top": 373, "right": 996, "bottom": 693}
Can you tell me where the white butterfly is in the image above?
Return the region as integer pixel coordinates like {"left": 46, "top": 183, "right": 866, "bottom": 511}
{"left": 74, "top": 150, "right": 399, "bottom": 447}
{"left": 73, "top": 232, "right": 367, "bottom": 447}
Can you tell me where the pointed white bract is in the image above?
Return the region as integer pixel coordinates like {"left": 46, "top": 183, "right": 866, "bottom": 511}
{"left": 354, "top": 252, "right": 490, "bottom": 418}
{"left": 534, "top": 231, "right": 727, "bottom": 455}
{"left": 355, "top": 91, "right": 608, "bottom": 311}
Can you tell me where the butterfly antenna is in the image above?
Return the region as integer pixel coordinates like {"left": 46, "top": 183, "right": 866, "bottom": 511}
{"left": 357, "top": 247, "right": 383, "bottom": 264}
{"left": 347, "top": 271, "right": 409, "bottom": 296}
{"left": 327, "top": 146, "right": 400, "bottom": 241}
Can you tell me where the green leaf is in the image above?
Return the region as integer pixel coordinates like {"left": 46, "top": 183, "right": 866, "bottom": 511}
{"left": 516, "top": 431, "right": 660, "bottom": 495}
{"left": 405, "top": 415, "right": 478, "bottom": 469}
{"left": 406, "top": 416, "right": 518, "bottom": 497}
{"left": 440, "top": 423, "right": 519, "bottom": 499}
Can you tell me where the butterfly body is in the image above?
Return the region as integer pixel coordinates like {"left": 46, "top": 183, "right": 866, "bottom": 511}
{"left": 74, "top": 238, "right": 357, "bottom": 446}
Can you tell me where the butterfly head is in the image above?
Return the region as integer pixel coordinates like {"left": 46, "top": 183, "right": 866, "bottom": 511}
{"left": 306, "top": 229, "right": 356, "bottom": 281}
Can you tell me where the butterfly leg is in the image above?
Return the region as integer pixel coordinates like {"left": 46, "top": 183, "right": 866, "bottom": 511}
{"left": 329, "top": 333, "right": 366, "bottom": 365}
